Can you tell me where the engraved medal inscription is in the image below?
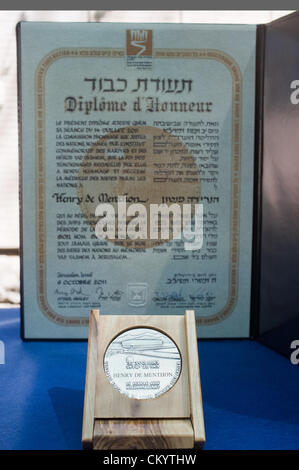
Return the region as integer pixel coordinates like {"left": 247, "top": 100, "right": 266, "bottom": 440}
{"left": 104, "top": 327, "right": 181, "bottom": 399}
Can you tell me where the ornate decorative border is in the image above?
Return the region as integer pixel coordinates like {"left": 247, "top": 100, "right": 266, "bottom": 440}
{"left": 35, "top": 47, "right": 241, "bottom": 326}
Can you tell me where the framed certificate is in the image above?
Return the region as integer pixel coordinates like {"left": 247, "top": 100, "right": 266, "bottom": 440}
{"left": 17, "top": 21, "right": 257, "bottom": 339}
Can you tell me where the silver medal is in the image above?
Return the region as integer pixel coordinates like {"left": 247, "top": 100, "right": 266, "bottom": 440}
{"left": 104, "top": 327, "right": 182, "bottom": 400}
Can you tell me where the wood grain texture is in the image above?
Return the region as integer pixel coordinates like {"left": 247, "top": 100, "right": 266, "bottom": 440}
{"left": 93, "top": 419, "right": 194, "bottom": 450}
{"left": 82, "top": 309, "right": 100, "bottom": 449}
{"left": 82, "top": 310, "right": 205, "bottom": 449}
{"left": 94, "top": 314, "right": 190, "bottom": 419}
{"left": 185, "top": 310, "right": 205, "bottom": 448}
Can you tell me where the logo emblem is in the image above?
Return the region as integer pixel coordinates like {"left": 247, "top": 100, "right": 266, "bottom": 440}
{"left": 126, "top": 30, "right": 152, "bottom": 57}
{"left": 127, "top": 283, "right": 148, "bottom": 307}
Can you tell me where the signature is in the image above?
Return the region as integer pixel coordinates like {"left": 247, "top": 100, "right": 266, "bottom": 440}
{"left": 55, "top": 286, "right": 124, "bottom": 303}
{"left": 55, "top": 287, "right": 90, "bottom": 297}
{"left": 152, "top": 290, "right": 216, "bottom": 303}
{"left": 96, "top": 286, "right": 124, "bottom": 301}
{"left": 153, "top": 289, "right": 186, "bottom": 302}
{"left": 189, "top": 292, "right": 216, "bottom": 302}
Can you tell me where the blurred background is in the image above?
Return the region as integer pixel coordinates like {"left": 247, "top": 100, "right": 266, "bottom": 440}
{"left": 0, "top": 9, "right": 294, "bottom": 306}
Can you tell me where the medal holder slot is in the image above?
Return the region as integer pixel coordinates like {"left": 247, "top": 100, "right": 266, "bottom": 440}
{"left": 82, "top": 309, "right": 205, "bottom": 450}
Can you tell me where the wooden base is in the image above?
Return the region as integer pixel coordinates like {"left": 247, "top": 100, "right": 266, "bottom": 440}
{"left": 82, "top": 309, "right": 205, "bottom": 450}
{"left": 93, "top": 419, "right": 196, "bottom": 450}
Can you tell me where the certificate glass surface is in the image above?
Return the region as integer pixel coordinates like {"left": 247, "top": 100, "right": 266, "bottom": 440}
{"left": 19, "top": 22, "right": 256, "bottom": 338}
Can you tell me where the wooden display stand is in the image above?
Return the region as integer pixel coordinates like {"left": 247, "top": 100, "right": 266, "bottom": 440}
{"left": 82, "top": 309, "right": 205, "bottom": 450}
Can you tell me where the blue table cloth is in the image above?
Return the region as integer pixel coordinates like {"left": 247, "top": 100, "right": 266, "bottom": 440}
{"left": 0, "top": 308, "right": 298, "bottom": 450}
